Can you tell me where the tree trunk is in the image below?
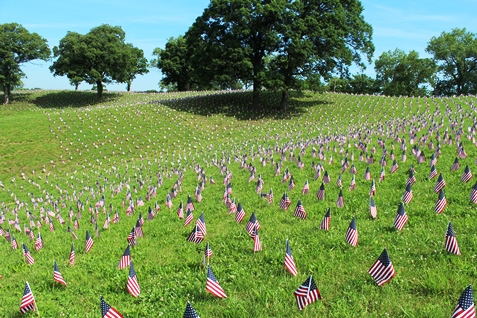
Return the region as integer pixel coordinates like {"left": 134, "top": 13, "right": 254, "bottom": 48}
{"left": 96, "top": 81, "right": 103, "bottom": 100}
{"left": 75, "top": 83, "right": 79, "bottom": 91}
{"left": 280, "top": 90, "right": 289, "bottom": 111}
{"left": 252, "top": 79, "right": 260, "bottom": 108}
{"left": 126, "top": 81, "right": 131, "bottom": 92}
{"left": 3, "top": 84, "right": 10, "bottom": 104}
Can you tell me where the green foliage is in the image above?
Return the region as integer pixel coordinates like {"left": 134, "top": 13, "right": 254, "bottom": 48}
{"left": 50, "top": 25, "right": 148, "bottom": 99}
{"left": 426, "top": 28, "right": 477, "bottom": 96}
{"left": 1, "top": 90, "right": 477, "bottom": 317}
{"left": 0, "top": 23, "right": 50, "bottom": 104}
{"left": 374, "top": 49, "right": 436, "bottom": 97}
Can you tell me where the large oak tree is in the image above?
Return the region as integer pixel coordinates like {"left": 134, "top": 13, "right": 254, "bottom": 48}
{"left": 50, "top": 25, "right": 148, "bottom": 99}
{"left": 0, "top": 23, "right": 50, "bottom": 104}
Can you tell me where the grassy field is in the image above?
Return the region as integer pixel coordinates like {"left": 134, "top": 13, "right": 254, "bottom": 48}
{"left": 1, "top": 90, "right": 477, "bottom": 317}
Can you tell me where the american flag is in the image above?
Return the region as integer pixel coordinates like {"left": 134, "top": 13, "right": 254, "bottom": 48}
{"left": 302, "top": 180, "right": 309, "bottom": 194}
{"left": 402, "top": 150, "right": 407, "bottom": 162}
{"left": 369, "top": 179, "right": 376, "bottom": 196}
{"left": 245, "top": 213, "right": 260, "bottom": 235}
{"left": 345, "top": 217, "right": 358, "bottom": 247}
{"left": 379, "top": 167, "right": 385, "bottom": 182}
{"left": 294, "top": 275, "right": 322, "bottom": 310}
{"left": 235, "top": 203, "right": 246, "bottom": 223}
{"left": 471, "top": 182, "right": 477, "bottom": 204}
{"left": 165, "top": 193, "right": 172, "bottom": 209}
{"left": 394, "top": 203, "right": 408, "bottom": 231}
{"left": 147, "top": 206, "right": 154, "bottom": 221}
{"left": 204, "top": 242, "right": 213, "bottom": 258}
{"left": 103, "top": 214, "right": 110, "bottom": 229}
{"left": 407, "top": 170, "right": 416, "bottom": 186}
{"left": 196, "top": 213, "right": 207, "bottom": 235}
{"left": 126, "top": 261, "right": 140, "bottom": 297}
{"left": 284, "top": 239, "right": 297, "bottom": 276}
{"left": 319, "top": 208, "right": 331, "bottom": 230}
{"left": 294, "top": 200, "right": 307, "bottom": 219}
{"left": 434, "top": 173, "right": 446, "bottom": 193}
{"left": 451, "top": 157, "right": 460, "bottom": 171}
{"left": 177, "top": 202, "right": 184, "bottom": 219}
{"left": 364, "top": 167, "right": 371, "bottom": 180}
{"left": 336, "top": 174, "right": 343, "bottom": 188}
{"left": 368, "top": 248, "right": 395, "bottom": 286}
{"left": 195, "top": 189, "right": 202, "bottom": 203}
{"left": 134, "top": 220, "right": 143, "bottom": 238}
{"left": 183, "top": 301, "right": 200, "bottom": 318}
{"left": 54, "top": 260, "right": 67, "bottom": 286}
{"left": 430, "top": 153, "right": 437, "bottom": 166}
{"left": 253, "top": 226, "right": 262, "bottom": 252}
{"left": 349, "top": 175, "right": 356, "bottom": 191}
{"left": 85, "top": 230, "right": 94, "bottom": 253}
{"left": 268, "top": 188, "right": 273, "bottom": 205}
{"left": 186, "top": 195, "right": 195, "bottom": 212}
{"left": 402, "top": 183, "right": 413, "bottom": 204}
{"left": 429, "top": 165, "right": 438, "bottom": 179}
{"left": 288, "top": 176, "right": 295, "bottom": 191}
{"left": 11, "top": 235, "right": 18, "bottom": 250}
{"left": 279, "top": 193, "right": 291, "bottom": 210}
{"left": 391, "top": 160, "right": 399, "bottom": 174}
{"left": 370, "top": 197, "right": 377, "bottom": 219}
{"left": 137, "top": 213, "right": 144, "bottom": 227}
{"left": 118, "top": 245, "right": 131, "bottom": 270}
{"left": 336, "top": 189, "right": 344, "bottom": 208}
{"left": 450, "top": 285, "right": 475, "bottom": 318}
{"left": 206, "top": 265, "right": 227, "bottom": 298}
{"left": 184, "top": 209, "right": 194, "bottom": 226}
{"left": 20, "top": 281, "right": 35, "bottom": 314}
{"left": 35, "top": 232, "right": 43, "bottom": 251}
{"left": 100, "top": 296, "right": 123, "bottom": 318}
{"left": 228, "top": 199, "right": 237, "bottom": 214}
{"left": 22, "top": 243, "right": 35, "bottom": 265}
{"left": 323, "top": 171, "right": 331, "bottom": 184}
{"left": 317, "top": 183, "right": 325, "bottom": 200}
{"left": 462, "top": 165, "right": 473, "bottom": 183}
{"left": 70, "top": 242, "right": 75, "bottom": 266}
{"left": 434, "top": 190, "right": 447, "bottom": 214}
{"left": 187, "top": 225, "right": 204, "bottom": 244}
{"left": 445, "top": 222, "right": 461, "bottom": 255}
{"left": 350, "top": 164, "right": 357, "bottom": 174}
{"left": 67, "top": 226, "right": 78, "bottom": 240}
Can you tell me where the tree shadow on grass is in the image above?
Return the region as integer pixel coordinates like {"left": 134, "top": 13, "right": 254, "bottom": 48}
{"left": 153, "top": 90, "right": 332, "bottom": 121}
{"left": 31, "top": 90, "right": 121, "bottom": 108}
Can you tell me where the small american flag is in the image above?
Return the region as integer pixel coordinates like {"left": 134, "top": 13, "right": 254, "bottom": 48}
{"left": 317, "top": 183, "right": 325, "bottom": 200}
{"left": 204, "top": 242, "right": 213, "bottom": 258}
{"left": 118, "top": 245, "right": 131, "bottom": 270}
{"left": 345, "top": 217, "right": 358, "bottom": 247}
{"left": 450, "top": 285, "right": 475, "bottom": 318}
{"left": 462, "top": 165, "right": 473, "bottom": 183}
{"left": 196, "top": 213, "right": 207, "bottom": 235}
{"left": 349, "top": 175, "right": 356, "bottom": 191}
{"left": 184, "top": 209, "right": 194, "bottom": 227}
{"left": 186, "top": 195, "right": 195, "bottom": 212}
{"left": 100, "top": 295, "right": 123, "bottom": 318}
{"left": 183, "top": 301, "right": 200, "bottom": 318}
{"left": 288, "top": 176, "right": 296, "bottom": 191}
{"left": 85, "top": 230, "right": 94, "bottom": 253}
{"left": 54, "top": 260, "right": 67, "bottom": 286}
{"left": 253, "top": 226, "right": 262, "bottom": 252}
{"left": 319, "top": 208, "right": 331, "bottom": 230}
{"left": 402, "top": 183, "right": 413, "bottom": 204}
{"left": 20, "top": 281, "right": 35, "bottom": 314}
{"left": 369, "top": 180, "right": 376, "bottom": 196}
{"left": 434, "top": 190, "right": 447, "bottom": 214}
{"left": 284, "top": 239, "right": 297, "bottom": 276}
{"left": 429, "top": 165, "right": 437, "bottom": 179}
{"left": 471, "top": 182, "right": 477, "bottom": 204}
{"left": 294, "top": 200, "right": 307, "bottom": 219}
{"left": 434, "top": 173, "right": 446, "bottom": 193}
{"left": 177, "top": 202, "right": 184, "bottom": 219}
{"left": 245, "top": 213, "right": 260, "bottom": 235}
{"left": 370, "top": 197, "right": 377, "bottom": 219}
{"left": 69, "top": 242, "right": 75, "bottom": 266}
{"left": 228, "top": 199, "right": 237, "bottom": 214}
{"left": 390, "top": 160, "right": 399, "bottom": 174}
{"left": 126, "top": 261, "right": 140, "bottom": 297}
{"left": 451, "top": 157, "right": 460, "bottom": 171}
{"left": 368, "top": 248, "right": 395, "bottom": 286}
{"left": 336, "top": 189, "right": 344, "bottom": 208}
{"left": 235, "top": 203, "right": 246, "bottom": 223}
{"left": 364, "top": 167, "right": 371, "bottom": 180}
{"left": 407, "top": 170, "right": 416, "bottom": 186}
{"left": 323, "top": 171, "right": 331, "bottom": 184}
{"left": 445, "top": 222, "right": 461, "bottom": 255}
{"left": 302, "top": 180, "right": 309, "bottom": 194}
{"left": 268, "top": 188, "right": 273, "bottom": 205}
{"left": 294, "top": 275, "right": 322, "bottom": 310}
{"left": 206, "top": 265, "right": 227, "bottom": 298}
{"left": 187, "top": 225, "right": 204, "bottom": 244}
{"left": 35, "top": 232, "right": 44, "bottom": 251}
{"left": 279, "top": 193, "right": 291, "bottom": 210}
{"left": 22, "top": 243, "right": 35, "bottom": 265}
{"left": 394, "top": 203, "right": 408, "bottom": 230}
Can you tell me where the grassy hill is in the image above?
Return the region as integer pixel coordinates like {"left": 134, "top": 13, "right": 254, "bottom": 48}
{"left": 1, "top": 90, "right": 477, "bottom": 317}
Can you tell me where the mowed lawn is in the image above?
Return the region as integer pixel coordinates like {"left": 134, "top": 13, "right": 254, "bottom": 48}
{"left": 1, "top": 90, "right": 477, "bottom": 317}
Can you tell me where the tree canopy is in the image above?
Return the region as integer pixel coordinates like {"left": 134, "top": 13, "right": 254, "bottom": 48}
{"left": 426, "top": 28, "right": 477, "bottom": 96}
{"left": 50, "top": 24, "right": 148, "bottom": 99}
{"left": 0, "top": 23, "right": 50, "bottom": 104}
{"left": 374, "top": 49, "right": 436, "bottom": 97}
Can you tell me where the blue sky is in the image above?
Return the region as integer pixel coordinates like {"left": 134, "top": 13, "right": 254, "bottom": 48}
{"left": 2, "top": 0, "right": 476, "bottom": 91}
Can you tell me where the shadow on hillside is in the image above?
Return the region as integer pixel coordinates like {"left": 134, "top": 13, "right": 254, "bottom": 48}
{"left": 153, "top": 90, "right": 332, "bottom": 121}
{"left": 32, "top": 91, "right": 120, "bottom": 108}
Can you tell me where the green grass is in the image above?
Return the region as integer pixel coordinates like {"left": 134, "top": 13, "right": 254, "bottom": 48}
{"left": 1, "top": 90, "right": 477, "bottom": 317}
